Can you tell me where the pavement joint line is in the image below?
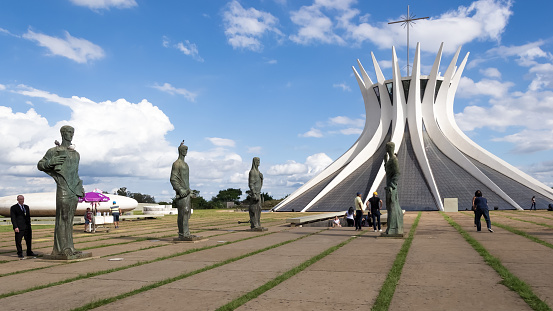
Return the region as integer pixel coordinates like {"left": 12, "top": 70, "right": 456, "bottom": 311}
{"left": 69, "top": 228, "right": 328, "bottom": 311}
{"left": 458, "top": 212, "right": 553, "bottom": 250}
{"left": 442, "top": 212, "right": 552, "bottom": 311}
{"left": 371, "top": 211, "right": 422, "bottom": 311}
{"left": 98, "top": 228, "right": 244, "bottom": 258}
{"left": 461, "top": 211, "right": 553, "bottom": 229}
{"left": 0, "top": 218, "right": 286, "bottom": 256}
{"left": 0, "top": 218, "right": 268, "bottom": 250}
{"left": 0, "top": 229, "right": 282, "bottom": 299}
{"left": 215, "top": 229, "right": 368, "bottom": 311}
{"left": 499, "top": 210, "right": 553, "bottom": 222}
{"left": 494, "top": 214, "right": 553, "bottom": 229}
{"left": 0, "top": 223, "right": 288, "bottom": 277}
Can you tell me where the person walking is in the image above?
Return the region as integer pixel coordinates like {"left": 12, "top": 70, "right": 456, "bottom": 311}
{"left": 530, "top": 196, "right": 536, "bottom": 210}
{"left": 10, "top": 195, "right": 37, "bottom": 259}
{"left": 474, "top": 190, "right": 493, "bottom": 232}
{"left": 472, "top": 193, "right": 477, "bottom": 227}
{"left": 110, "top": 201, "right": 121, "bottom": 228}
{"left": 354, "top": 192, "right": 364, "bottom": 231}
{"left": 367, "top": 192, "right": 382, "bottom": 232}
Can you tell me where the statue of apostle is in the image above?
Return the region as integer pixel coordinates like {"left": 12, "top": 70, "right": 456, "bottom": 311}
{"left": 38, "top": 125, "right": 87, "bottom": 258}
{"left": 170, "top": 142, "right": 194, "bottom": 239}
{"left": 248, "top": 157, "right": 264, "bottom": 230}
{"left": 383, "top": 142, "right": 403, "bottom": 236}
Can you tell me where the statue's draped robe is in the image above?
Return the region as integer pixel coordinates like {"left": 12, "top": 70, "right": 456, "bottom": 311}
{"left": 170, "top": 159, "right": 191, "bottom": 237}
{"left": 38, "top": 146, "right": 84, "bottom": 256}
{"left": 385, "top": 155, "right": 404, "bottom": 235}
{"left": 248, "top": 164, "right": 263, "bottom": 229}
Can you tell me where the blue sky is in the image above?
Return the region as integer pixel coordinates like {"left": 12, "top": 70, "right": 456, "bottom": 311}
{"left": 1, "top": 0, "right": 553, "bottom": 202}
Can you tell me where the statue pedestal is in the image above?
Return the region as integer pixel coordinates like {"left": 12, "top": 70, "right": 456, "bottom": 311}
{"left": 379, "top": 232, "right": 404, "bottom": 238}
{"left": 44, "top": 251, "right": 92, "bottom": 260}
{"left": 173, "top": 235, "right": 207, "bottom": 243}
{"left": 246, "top": 227, "right": 268, "bottom": 232}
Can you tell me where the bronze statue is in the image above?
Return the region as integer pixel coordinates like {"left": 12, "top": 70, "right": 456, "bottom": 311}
{"left": 248, "top": 157, "right": 265, "bottom": 230}
{"left": 383, "top": 142, "right": 403, "bottom": 236}
{"left": 38, "top": 125, "right": 89, "bottom": 259}
{"left": 170, "top": 142, "right": 199, "bottom": 240}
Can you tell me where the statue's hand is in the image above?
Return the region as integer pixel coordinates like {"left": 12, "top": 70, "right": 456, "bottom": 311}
{"left": 178, "top": 189, "right": 190, "bottom": 198}
{"left": 49, "top": 154, "right": 67, "bottom": 166}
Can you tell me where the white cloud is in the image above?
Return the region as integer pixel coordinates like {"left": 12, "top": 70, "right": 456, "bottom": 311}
{"left": 299, "top": 127, "right": 323, "bottom": 138}
{"left": 22, "top": 30, "right": 104, "bottom": 64}
{"left": 301, "top": 115, "right": 365, "bottom": 138}
{"left": 1, "top": 85, "right": 175, "bottom": 183}
{"left": 487, "top": 40, "right": 552, "bottom": 67}
{"left": 247, "top": 146, "right": 262, "bottom": 154}
{"left": 176, "top": 41, "right": 204, "bottom": 62}
{"left": 162, "top": 36, "right": 170, "bottom": 48}
{"left": 455, "top": 87, "right": 553, "bottom": 152}
{"left": 339, "top": 128, "right": 362, "bottom": 135}
{"left": 333, "top": 82, "right": 351, "bottom": 92}
{"left": 222, "top": 0, "right": 283, "bottom": 52}
{"left": 493, "top": 129, "right": 553, "bottom": 154}
{"left": 0, "top": 84, "right": 5, "bottom": 90}
{"left": 267, "top": 160, "right": 307, "bottom": 175}
{"left": 206, "top": 137, "right": 236, "bottom": 147}
{"left": 289, "top": 2, "right": 349, "bottom": 45}
{"left": 289, "top": 0, "right": 513, "bottom": 53}
{"left": 266, "top": 59, "right": 277, "bottom": 64}
{"left": 163, "top": 36, "right": 204, "bottom": 62}
{"left": 457, "top": 77, "right": 513, "bottom": 98}
{"left": 151, "top": 83, "right": 197, "bottom": 102}
{"left": 187, "top": 147, "right": 245, "bottom": 183}
{"left": 328, "top": 116, "right": 364, "bottom": 127}
{"left": 479, "top": 67, "right": 501, "bottom": 78}
{"left": 266, "top": 153, "right": 332, "bottom": 194}
{"left": 69, "top": 0, "right": 137, "bottom": 10}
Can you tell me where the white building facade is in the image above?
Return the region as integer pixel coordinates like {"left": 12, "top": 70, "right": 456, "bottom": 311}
{"left": 275, "top": 43, "right": 553, "bottom": 212}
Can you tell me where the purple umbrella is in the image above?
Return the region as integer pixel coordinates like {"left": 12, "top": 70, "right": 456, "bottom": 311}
{"left": 79, "top": 192, "right": 111, "bottom": 203}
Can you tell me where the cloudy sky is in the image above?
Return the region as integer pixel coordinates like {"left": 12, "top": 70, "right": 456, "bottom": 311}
{"left": 1, "top": 0, "right": 552, "bottom": 202}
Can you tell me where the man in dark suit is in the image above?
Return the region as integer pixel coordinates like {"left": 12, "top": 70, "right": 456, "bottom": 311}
{"left": 10, "top": 195, "right": 36, "bottom": 259}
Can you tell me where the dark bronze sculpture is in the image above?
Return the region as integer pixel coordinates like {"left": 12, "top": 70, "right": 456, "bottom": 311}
{"left": 38, "top": 125, "right": 91, "bottom": 259}
{"left": 383, "top": 142, "right": 404, "bottom": 236}
{"left": 247, "top": 157, "right": 266, "bottom": 231}
{"left": 170, "top": 142, "right": 201, "bottom": 241}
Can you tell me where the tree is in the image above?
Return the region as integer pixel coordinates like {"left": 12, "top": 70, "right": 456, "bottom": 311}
{"left": 115, "top": 187, "right": 131, "bottom": 197}
{"left": 261, "top": 192, "right": 273, "bottom": 201}
{"left": 191, "top": 190, "right": 212, "bottom": 209}
{"left": 114, "top": 187, "right": 155, "bottom": 203}
{"left": 245, "top": 190, "right": 273, "bottom": 202}
{"left": 213, "top": 188, "right": 242, "bottom": 204}
{"left": 130, "top": 192, "right": 156, "bottom": 203}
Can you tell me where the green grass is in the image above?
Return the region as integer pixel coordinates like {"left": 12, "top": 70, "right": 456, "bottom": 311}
{"left": 371, "top": 211, "right": 422, "bottom": 311}
{"left": 500, "top": 210, "right": 553, "bottom": 221}
{"left": 492, "top": 222, "right": 553, "bottom": 250}
{"left": 460, "top": 211, "right": 553, "bottom": 250}
{"left": 216, "top": 231, "right": 365, "bottom": 311}
{"left": 498, "top": 214, "right": 553, "bottom": 229}
{"left": 0, "top": 231, "right": 276, "bottom": 298}
{"left": 442, "top": 213, "right": 551, "bottom": 311}
{"left": 70, "top": 228, "right": 326, "bottom": 311}
{"left": 0, "top": 224, "right": 56, "bottom": 232}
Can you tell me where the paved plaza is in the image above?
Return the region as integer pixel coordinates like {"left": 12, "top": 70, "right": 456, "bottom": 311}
{"left": 0, "top": 210, "right": 552, "bottom": 310}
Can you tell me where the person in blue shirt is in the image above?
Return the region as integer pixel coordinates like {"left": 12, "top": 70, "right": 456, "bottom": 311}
{"left": 474, "top": 190, "right": 493, "bottom": 232}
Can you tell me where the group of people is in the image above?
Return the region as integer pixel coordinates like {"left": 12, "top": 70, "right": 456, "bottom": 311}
{"left": 10, "top": 196, "right": 122, "bottom": 259}
{"left": 337, "top": 192, "right": 383, "bottom": 232}
{"left": 83, "top": 201, "right": 121, "bottom": 232}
